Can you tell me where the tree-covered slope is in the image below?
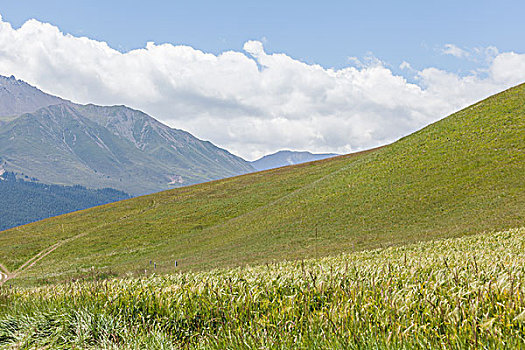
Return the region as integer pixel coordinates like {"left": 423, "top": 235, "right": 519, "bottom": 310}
{"left": 0, "top": 172, "right": 130, "bottom": 231}
{"left": 0, "top": 83, "right": 523, "bottom": 286}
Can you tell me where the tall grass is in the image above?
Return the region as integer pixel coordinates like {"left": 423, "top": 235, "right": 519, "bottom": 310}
{"left": 1, "top": 227, "right": 525, "bottom": 349}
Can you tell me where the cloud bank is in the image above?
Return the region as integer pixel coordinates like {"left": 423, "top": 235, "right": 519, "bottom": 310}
{"left": 0, "top": 15, "right": 524, "bottom": 160}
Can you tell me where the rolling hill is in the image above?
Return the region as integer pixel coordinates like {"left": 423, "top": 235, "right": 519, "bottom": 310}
{"left": 0, "top": 83, "right": 523, "bottom": 287}
{"left": 0, "top": 75, "right": 254, "bottom": 195}
{"left": 250, "top": 150, "right": 338, "bottom": 171}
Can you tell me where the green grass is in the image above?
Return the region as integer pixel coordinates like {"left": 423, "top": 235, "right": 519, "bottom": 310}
{"left": 0, "top": 83, "right": 523, "bottom": 287}
{"left": 1, "top": 227, "right": 525, "bottom": 349}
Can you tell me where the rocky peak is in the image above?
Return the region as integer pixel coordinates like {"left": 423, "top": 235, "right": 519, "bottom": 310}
{"left": 0, "top": 75, "right": 66, "bottom": 117}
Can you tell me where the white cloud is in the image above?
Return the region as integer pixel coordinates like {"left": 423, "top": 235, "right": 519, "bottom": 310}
{"left": 399, "top": 61, "right": 412, "bottom": 70}
{"left": 442, "top": 44, "right": 502, "bottom": 65}
{"left": 0, "top": 15, "right": 524, "bottom": 160}
{"left": 442, "top": 44, "right": 469, "bottom": 58}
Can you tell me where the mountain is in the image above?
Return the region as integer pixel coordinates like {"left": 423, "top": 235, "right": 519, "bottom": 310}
{"left": 0, "top": 171, "right": 130, "bottom": 231}
{"left": 0, "top": 76, "right": 254, "bottom": 195}
{"left": 0, "top": 75, "right": 66, "bottom": 118}
{"left": 250, "top": 150, "right": 338, "bottom": 171}
{"left": 0, "top": 83, "right": 523, "bottom": 286}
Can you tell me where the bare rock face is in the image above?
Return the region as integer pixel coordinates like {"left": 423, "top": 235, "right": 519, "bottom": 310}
{"left": 0, "top": 75, "right": 66, "bottom": 117}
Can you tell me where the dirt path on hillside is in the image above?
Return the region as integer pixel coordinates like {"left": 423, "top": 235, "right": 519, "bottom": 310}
{"left": 0, "top": 200, "right": 160, "bottom": 287}
{"left": 0, "top": 242, "right": 62, "bottom": 287}
{"left": 0, "top": 262, "right": 11, "bottom": 285}
{"left": 14, "top": 243, "right": 61, "bottom": 274}
{"left": 0, "top": 230, "right": 94, "bottom": 287}
{"left": 0, "top": 271, "right": 7, "bottom": 285}
{"left": 0, "top": 263, "right": 9, "bottom": 274}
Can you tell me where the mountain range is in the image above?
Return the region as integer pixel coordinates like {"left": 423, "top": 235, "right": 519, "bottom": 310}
{"left": 0, "top": 75, "right": 254, "bottom": 195}
{"left": 250, "top": 150, "right": 338, "bottom": 171}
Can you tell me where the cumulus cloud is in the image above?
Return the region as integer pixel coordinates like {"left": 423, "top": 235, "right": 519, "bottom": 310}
{"left": 0, "top": 15, "right": 524, "bottom": 160}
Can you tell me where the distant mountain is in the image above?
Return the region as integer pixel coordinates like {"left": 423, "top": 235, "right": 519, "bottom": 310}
{"left": 0, "top": 171, "right": 130, "bottom": 231}
{"left": 0, "top": 75, "right": 66, "bottom": 117}
{"left": 0, "top": 75, "right": 254, "bottom": 195}
{"left": 250, "top": 150, "right": 338, "bottom": 171}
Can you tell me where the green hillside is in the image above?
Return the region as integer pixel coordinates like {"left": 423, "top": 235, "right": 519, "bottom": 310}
{"left": 0, "top": 83, "right": 523, "bottom": 287}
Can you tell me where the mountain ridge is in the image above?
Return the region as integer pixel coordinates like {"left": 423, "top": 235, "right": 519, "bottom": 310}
{"left": 0, "top": 76, "right": 254, "bottom": 195}
{"left": 0, "top": 75, "right": 66, "bottom": 117}
{"left": 250, "top": 150, "right": 339, "bottom": 171}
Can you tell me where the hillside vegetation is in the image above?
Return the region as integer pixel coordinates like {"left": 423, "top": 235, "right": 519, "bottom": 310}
{"left": 0, "top": 83, "right": 523, "bottom": 286}
{"left": 2, "top": 227, "right": 525, "bottom": 349}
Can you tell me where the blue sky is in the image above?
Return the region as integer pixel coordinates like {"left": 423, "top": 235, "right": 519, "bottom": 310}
{"left": 0, "top": 1, "right": 523, "bottom": 159}
{"left": 1, "top": 0, "right": 523, "bottom": 73}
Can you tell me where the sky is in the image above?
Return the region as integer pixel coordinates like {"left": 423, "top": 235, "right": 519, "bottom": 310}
{"left": 0, "top": 1, "right": 524, "bottom": 160}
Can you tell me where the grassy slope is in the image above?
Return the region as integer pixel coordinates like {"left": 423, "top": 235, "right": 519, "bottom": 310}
{"left": 0, "top": 84, "right": 524, "bottom": 286}
{"left": 2, "top": 227, "right": 525, "bottom": 349}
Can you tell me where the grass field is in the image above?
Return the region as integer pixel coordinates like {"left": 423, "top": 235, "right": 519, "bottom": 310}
{"left": 0, "top": 83, "right": 523, "bottom": 287}
{"left": 1, "top": 227, "right": 525, "bottom": 349}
